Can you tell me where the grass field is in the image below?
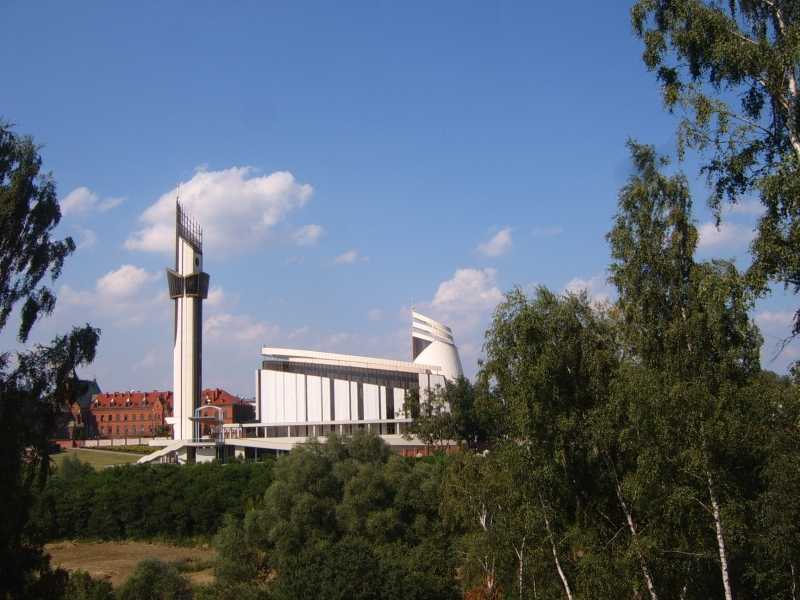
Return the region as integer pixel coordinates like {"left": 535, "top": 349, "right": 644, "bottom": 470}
{"left": 46, "top": 541, "right": 216, "bottom": 588}
{"left": 52, "top": 448, "right": 143, "bottom": 470}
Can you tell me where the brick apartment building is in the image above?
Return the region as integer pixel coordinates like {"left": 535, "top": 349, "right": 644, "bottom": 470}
{"left": 89, "top": 388, "right": 253, "bottom": 439}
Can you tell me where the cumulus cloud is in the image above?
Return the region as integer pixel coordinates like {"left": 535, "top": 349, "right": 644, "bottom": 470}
{"left": 96, "top": 265, "right": 158, "bottom": 299}
{"left": 74, "top": 226, "right": 97, "bottom": 250}
{"left": 206, "top": 286, "right": 237, "bottom": 309}
{"left": 432, "top": 268, "right": 504, "bottom": 312}
{"left": 477, "top": 228, "right": 512, "bottom": 257}
{"left": 59, "top": 264, "right": 163, "bottom": 326}
{"left": 415, "top": 268, "right": 505, "bottom": 377}
{"left": 204, "top": 313, "right": 280, "bottom": 343}
{"left": 532, "top": 225, "right": 564, "bottom": 237}
{"left": 334, "top": 249, "right": 362, "bottom": 265}
{"left": 755, "top": 310, "right": 796, "bottom": 328}
{"left": 61, "top": 186, "right": 123, "bottom": 216}
{"left": 563, "top": 273, "right": 614, "bottom": 305}
{"left": 292, "top": 224, "right": 324, "bottom": 246}
{"left": 125, "top": 167, "right": 313, "bottom": 255}
{"left": 726, "top": 199, "right": 763, "bottom": 216}
{"left": 697, "top": 221, "right": 755, "bottom": 250}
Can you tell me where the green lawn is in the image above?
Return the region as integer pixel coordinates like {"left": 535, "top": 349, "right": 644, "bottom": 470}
{"left": 52, "top": 448, "right": 143, "bottom": 470}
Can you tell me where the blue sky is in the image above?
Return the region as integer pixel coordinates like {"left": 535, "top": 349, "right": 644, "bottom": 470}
{"left": 3, "top": 1, "right": 797, "bottom": 395}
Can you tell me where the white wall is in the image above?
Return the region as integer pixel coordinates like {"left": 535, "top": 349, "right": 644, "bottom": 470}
{"left": 257, "top": 369, "right": 418, "bottom": 425}
{"left": 364, "top": 383, "right": 380, "bottom": 420}
{"left": 334, "top": 379, "right": 350, "bottom": 421}
{"left": 307, "top": 375, "right": 322, "bottom": 421}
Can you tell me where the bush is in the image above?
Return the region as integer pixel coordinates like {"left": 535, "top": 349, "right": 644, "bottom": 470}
{"left": 30, "top": 460, "right": 274, "bottom": 542}
{"left": 64, "top": 570, "right": 114, "bottom": 600}
{"left": 117, "top": 559, "right": 192, "bottom": 600}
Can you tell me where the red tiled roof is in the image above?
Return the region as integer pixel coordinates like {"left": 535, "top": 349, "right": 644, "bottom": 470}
{"left": 92, "top": 388, "right": 242, "bottom": 409}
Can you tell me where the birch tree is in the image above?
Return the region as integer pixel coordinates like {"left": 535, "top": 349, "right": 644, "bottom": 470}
{"left": 632, "top": 0, "right": 800, "bottom": 347}
{"left": 608, "top": 141, "right": 764, "bottom": 599}
{"left": 0, "top": 121, "right": 100, "bottom": 597}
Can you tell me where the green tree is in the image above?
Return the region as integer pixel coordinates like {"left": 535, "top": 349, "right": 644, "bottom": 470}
{"left": 404, "top": 386, "right": 456, "bottom": 452}
{"left": 62, "top": 571, "right": 114, "bottom": 600}
{"left": 480, "top": 287, "right": 629, "bottom": 598}
{"left": 0, "top": 121, "right": 99, "bottom": 598}
{"left": 117, "top": 559, "right": 193, "bottom": 600}
{"left": 607, "top": 141, "right": 769, "bottom": 599}
{"left": 632, "top": 0, "right": 800, "bottom": 347}
{"left": 213, "top": 432, "right": 459, "bottom": 599}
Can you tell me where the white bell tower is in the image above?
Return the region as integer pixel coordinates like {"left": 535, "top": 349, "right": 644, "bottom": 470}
{"left": 166, "top": 202, "right": 209, "bottom": 441}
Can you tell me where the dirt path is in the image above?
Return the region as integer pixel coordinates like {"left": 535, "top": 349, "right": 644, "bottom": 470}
{"left": 46, "top": 540, "right": 216, "bottom": 588}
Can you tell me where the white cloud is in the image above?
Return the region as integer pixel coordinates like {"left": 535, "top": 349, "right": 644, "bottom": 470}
{"left": 432, "top": 268, "right": 504, "bottom": 312}
{"left": 755, "top": 310, "right": 796, "bottom": 328}
{"left": 334, "top": 249, "right": 362, "bottom": 265}
{"left": 416, "top": 268, "right": 505, "bottom": 377}
{"left": 99, "top": 197, "right": 124, "bottom": 211}
{"left": 697, "top": 221, "right": 755, "bottom": 250}
{"left": 58, "top": 264, "right": 164, "bottom": 327}
{"left": 204, "top": 313, "right": 279, "bottom": 343}
{"left": 532, "top": 225, "right": 564, "bottom": 237}
{"left": 477, "top": 228, "right": 512, "bottom": 257}
{"left": 563, "top": 273, "right": 614, "bottom": 305}
{"left": 74, "top": 226, "right": 97, "bottom": 250}
{"left": 206, "top": 286, "right": 233, "bottom": 308}
{"left": 96, "top": 265, "right": 158, "bottom": 299}
{"left": 726, "top": 199, "right": 763, "bottom": 216}
{"left": 61, "top": 186, "right": 123, "bottom": 216}
{"left": 368, "top": 308, "right": 383, "bottom": 321}
{"left": 292, "top": 224, "right": 324, "bottom": 246}
{"left": 125, "top": 167, "right": 313, "bottom": 255}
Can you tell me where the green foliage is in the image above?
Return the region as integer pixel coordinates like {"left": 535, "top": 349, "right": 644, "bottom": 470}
{"left": 0, "top": 121, "right": 100, "bottom": 598}
{"left": 0, "top": 121, "right": 76, "bottom": 342}
{"left": 117, "top": 559, "right": 192, "bottom": 600}
{"left": 29, "top": 461, "right": 274, "bottom": 543}
{"left": 213, "top": 432, "right": 459, "bottom": 599}
{"left": 407, "top": 377, "right": 506, "bottom": 451}
{"left": 62, "top": 570, "right": 114, "bottom": 600}
{"left": 632, "top": 0, "right": 800, "bottom": 347}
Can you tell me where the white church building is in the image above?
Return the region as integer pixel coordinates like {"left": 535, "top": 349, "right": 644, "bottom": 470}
{"left": 248, "top": 311, "right": 463, "bottom": 439}
{"left": 139, "top": 204, "right": 462, "bottom": 464}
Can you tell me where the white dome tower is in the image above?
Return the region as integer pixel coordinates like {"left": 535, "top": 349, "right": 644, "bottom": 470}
{"left": 411, "top": 311, "right": 463, "bottom": 380}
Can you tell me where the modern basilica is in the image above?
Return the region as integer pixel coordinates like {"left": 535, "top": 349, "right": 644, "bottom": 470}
{"left": 139, "top": 205, "right": 462, "bottom": 464}
{"left": 249, "top": 311, "right": 463, "bottom": 439}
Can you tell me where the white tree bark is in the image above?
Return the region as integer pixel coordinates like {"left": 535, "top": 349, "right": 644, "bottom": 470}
{"left": 615, "top": 480, "right": 659, "bottom": 600}
{"left": 513, "top": 537, "right": 526, "bottom": 600}
{"left": 707, "top": 474, "right": 734, "bottom": 600}
{"left": 540, "top": 494, "right": 574, "bottom": 600}
{"left": 765, "top": 0, "right": 800, "bottom": 161}
{"left": 477, "top": 504, "right": 498, "bottom": 598}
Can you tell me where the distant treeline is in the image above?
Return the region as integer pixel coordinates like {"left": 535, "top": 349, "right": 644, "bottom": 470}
{"left": 30, "top": 458, "right": 274, "bottom": 542}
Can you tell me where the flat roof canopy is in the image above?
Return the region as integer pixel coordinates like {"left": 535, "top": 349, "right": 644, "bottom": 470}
{"left": 261, "top": 347, "right": 440, "bottom": 375}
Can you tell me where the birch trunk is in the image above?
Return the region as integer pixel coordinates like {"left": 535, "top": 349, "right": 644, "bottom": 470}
{"left": 540, "top": 494, "right": 574, "bottom": 600}
{"left": 614, "top": 480, "right": 659, "bottom": 600}
{"left": 707, "top": 474, "right": 734, "bottom": 600}
{"left": 766, "top": 0, "right": 800, "bottom": 161}
{"left": 513, "top": 537, "right": 526, "bottom": 600}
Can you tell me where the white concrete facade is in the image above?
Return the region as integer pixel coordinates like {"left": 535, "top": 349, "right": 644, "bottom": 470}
{"left": 255, "top": 312, "right": 461, "bottom": 434}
